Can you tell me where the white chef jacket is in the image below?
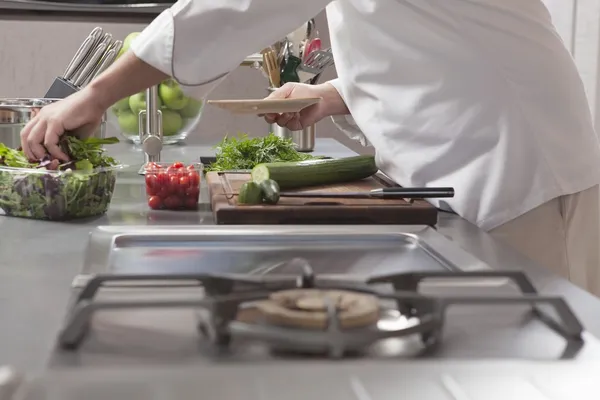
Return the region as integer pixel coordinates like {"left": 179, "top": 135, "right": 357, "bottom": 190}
{"left": 131, "top": 0, "right": 600, "bottom": 231}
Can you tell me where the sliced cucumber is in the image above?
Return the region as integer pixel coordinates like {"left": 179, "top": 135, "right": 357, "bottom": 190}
{"left": 251, "top": 155, "right": 378, "bottom": 190}
{"left": 238, "top": 181, "right": 263, "bottom": 205}
{"left": 259, "top": 179, "right": 281, "bottom": 205}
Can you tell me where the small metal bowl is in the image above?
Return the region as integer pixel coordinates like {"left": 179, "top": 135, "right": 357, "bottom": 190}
{"left": 0, "top": 98, "right": 106, "bottom": 149}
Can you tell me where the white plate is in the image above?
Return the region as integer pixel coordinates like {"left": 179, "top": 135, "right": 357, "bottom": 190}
{"left": 207, "top": 97, "right": 322, "bottom": 115}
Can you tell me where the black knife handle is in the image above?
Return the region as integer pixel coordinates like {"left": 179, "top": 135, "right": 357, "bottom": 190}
{"left": 378, "top": 187, "right": 455, "bottom": 198}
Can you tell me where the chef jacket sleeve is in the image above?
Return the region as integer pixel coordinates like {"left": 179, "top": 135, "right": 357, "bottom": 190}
{"left": 327, "top": 78, "right": 371, "bottom": 147}
{"left": 130, "top": 0, "right": 333, "bottom": 99}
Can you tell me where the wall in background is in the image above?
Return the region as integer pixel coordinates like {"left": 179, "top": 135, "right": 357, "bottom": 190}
{"left": 543, "top": 0, "right": 600, "bottom": 131}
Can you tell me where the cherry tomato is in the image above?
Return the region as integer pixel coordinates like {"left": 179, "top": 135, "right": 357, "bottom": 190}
{"left": 186, "top": 186, "right": 200, "bottom": 199}
{"left": 184, "top": 197, "right": 198, "bottom": 209}
{"left": 158, "top": 186, "right": 171, "bottom": 199}
{"left": 145, "top": 173, "right": 158, "bottom": 188}
{"left": 169, "top": 175, "right": 180, "bottom": 190}
{"left": 166, "top": 166, "right": 178, "bottom": 176}
{"left": 146, "top": 186, "right": 159, "bottom": 196}
{"left": 164, "top": 195, "right": 182, "bottom": 209}
{"left": 156, "top": 172, "right": 169, "bottom": 186}
{"left": 186, "top": 165, "right": 196, "bottom": 172}
{"left": 171, "top": 161, "right": 184, "bottom": 169}
{"left": 148, "top": 195, "right": 162, "bottom": 210}
{"left": 188, "top": 171, "right": 200, "bottom": 187}
{"left": 179, "top": 176, "right": 190, "bottom": 188}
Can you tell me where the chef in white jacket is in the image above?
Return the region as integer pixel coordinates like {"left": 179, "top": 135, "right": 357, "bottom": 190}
{"left": 20, "top": 0, "right": 600, "bottom": 296}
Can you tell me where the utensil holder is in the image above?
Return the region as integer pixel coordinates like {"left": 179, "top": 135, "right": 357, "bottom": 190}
{"left": 269, "top": 123, "right": 316, "bottom": 153}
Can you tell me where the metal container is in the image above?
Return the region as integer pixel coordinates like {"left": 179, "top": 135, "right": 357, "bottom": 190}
{"left": 0, "top": 98, "right": 106, "bottom": 149}
{"left": 269, "top": 123, "right": 316, "bottom": 152}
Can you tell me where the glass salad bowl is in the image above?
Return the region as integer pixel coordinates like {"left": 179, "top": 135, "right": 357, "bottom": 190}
{"left": 107, "top": 79, "right": 205, "bottom": 145}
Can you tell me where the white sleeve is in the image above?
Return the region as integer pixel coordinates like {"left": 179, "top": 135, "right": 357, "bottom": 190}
{"left": 130, "top": 0, "right": 333, "bottom": 99}
{"left": 327, "top": 78, "right": 371, "bottom": 147}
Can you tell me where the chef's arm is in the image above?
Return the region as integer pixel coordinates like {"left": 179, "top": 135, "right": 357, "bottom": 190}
{"left": 89, "top": 0, "right": 333, "bottom": 108}
{"left": 326, "top": 78, "right": 372, "bottom": 147}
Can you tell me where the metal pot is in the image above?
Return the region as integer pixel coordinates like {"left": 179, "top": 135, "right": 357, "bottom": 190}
{"left": 0, "top": 98, "right": 106, "bottom": 149}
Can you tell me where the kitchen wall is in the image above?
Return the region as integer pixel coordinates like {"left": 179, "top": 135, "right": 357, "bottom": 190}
{"left": 543, "top": 0, "right": 600, "bottom": 131}
{"left": 0, "top": 10, "right": 369, "bottom": 154}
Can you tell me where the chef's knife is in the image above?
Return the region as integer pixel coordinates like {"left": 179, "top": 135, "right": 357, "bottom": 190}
{"left": 279, "top": 187, "right": 455, "bottom": 199}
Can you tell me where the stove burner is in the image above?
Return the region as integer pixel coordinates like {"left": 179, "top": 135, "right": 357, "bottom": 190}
{"left": 58, "top": 258, "right": 585, "bottom": 359}
{"left": 248, "top": 289, "right": 380, "bottom": 330}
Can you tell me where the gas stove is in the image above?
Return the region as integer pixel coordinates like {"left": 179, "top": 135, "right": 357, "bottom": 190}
{"left": 57, "top": 256, "right": 586, "bottom": 360}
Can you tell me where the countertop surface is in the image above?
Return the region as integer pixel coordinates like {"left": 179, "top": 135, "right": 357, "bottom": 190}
{"left": 1, "top": 137, "right": 600, "bottom": 374}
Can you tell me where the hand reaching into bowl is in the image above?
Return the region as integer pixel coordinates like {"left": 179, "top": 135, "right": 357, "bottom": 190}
{"left": 20, "top": 89, "right": 105, "bottom": 162}
{"left": 262, "top": 82, "right": 350, "bottom": 131}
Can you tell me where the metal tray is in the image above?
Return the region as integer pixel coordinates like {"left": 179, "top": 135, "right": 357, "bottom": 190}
{"left": 75, "top": 225, "right": 500, "bottom": 288}
{"left": 12, "top": 361, "right": 600, "bottom": 400}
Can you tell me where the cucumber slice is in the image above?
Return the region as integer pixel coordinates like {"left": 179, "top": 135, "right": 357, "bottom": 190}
{"left": 238, "top": 181, "right": 263, "bottom": 205}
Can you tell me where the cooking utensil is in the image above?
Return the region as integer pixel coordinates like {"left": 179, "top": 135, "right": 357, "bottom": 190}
{"left": 80, "top": 40, "right": 121, "bottom": 87}
{"left": 280, "top": 54, "right": 302, "bottom": 84}
{"left": 279, "top": 187, "right": 456, "bottom": 199}
{"left": 306, "top": 18, "right": 316, "bottom": 40}
{"left": 44, "top": 27, "right": 115, "bottom": 99}
{"left": 62, "top": 34, "right": 97, "bottom": 82}
{"left": 73, "top": 42, "right": 108, "bottom": 87}
{"left": 300, "top": 49, "right": 334, "bottom": 74}
{"left": 303, "top": 38, "right": 322, "bottom": 63}
{"left": 262, "top": 49, "right": 280, "bottom": 88}
{"left": 287, "top": 23, "right": 308, "bottom": 56}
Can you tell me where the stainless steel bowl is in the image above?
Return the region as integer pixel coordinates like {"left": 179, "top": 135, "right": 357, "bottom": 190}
{"left": 0, "top": 98, "right": 106, "bottom": 149}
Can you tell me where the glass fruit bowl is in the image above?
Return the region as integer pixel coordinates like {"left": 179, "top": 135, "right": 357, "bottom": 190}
{"left": 107, "top": 79, "right": 204, "bottom": 145}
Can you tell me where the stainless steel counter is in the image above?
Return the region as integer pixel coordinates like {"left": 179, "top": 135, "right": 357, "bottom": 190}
{"left": 1, "top": 137, "right": 600, "bottom": 375}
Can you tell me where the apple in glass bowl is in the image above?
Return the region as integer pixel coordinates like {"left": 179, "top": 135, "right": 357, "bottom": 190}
{"left": 107, "top": 78, "right": 204, "bottom": 145}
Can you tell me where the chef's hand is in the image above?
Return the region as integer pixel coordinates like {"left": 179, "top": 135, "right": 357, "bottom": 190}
{"left": 263, "top": 82, "right": 349, "bottom": 131}
{"left": 20, "top": 87, "right": 106, "bottom": 162}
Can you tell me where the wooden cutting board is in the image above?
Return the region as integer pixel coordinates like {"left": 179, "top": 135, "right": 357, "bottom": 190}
{"left": 205, "top": 171, "right": 439, "bottom": 225}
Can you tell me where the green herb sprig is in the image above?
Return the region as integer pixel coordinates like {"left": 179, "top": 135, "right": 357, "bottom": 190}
{"left": 206, "top": 133, "right": 321, "bottom": 171}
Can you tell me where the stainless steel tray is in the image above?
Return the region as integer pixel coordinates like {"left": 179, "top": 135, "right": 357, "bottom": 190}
{"left": 75, "top": 225, "right": 500, "bottom": 288}
{"left": 13, "top": 361, "right": 600, "bottom": 400}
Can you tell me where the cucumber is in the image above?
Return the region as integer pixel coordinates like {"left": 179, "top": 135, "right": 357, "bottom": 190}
{"left": 251, "top": 155, "right": 378, "bottom": 190}
{"left": 259, "top": 179, "right": 280, "bottom": 205}
{"left": 238, "top": 181, "right": 263, "bottom": 205}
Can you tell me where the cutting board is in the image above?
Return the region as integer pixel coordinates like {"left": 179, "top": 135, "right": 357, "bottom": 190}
{"left": 205, "top": 171, "right": 439, "bottom": 225}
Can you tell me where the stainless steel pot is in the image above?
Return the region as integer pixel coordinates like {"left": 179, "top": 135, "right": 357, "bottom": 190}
{"left": 0, "top": 98, "right": 106, "bottom": 149}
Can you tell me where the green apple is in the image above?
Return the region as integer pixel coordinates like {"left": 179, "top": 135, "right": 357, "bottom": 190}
{"left": 129, "top": 91, "right": 162, "bottom": 115}
{"left": 111, "top": 97, "right": 130, "bottom": 115}
{"left": 161, "top": 109, "right": 183, "bottom": 136}
{"left": 122, "top": 32, "right": 140, "bottom": 52}
{"left": 158, "top": 79, "right": 189, "bottom": 110}
{"left": 179, "top": 97, "right": 203, "bottom": 118}
{"left": 117, "top": 110, "right": 139, "bottom": 134}
{"left": 117, "top": 32, "right": 141, "bottom": 59}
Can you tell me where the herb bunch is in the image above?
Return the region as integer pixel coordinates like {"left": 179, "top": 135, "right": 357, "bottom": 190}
{"left": 206, "top": 133, "right": 321, "bottom": 171}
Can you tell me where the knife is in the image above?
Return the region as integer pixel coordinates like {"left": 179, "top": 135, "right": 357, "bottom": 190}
{"left": 279, "top": 187, "right": 455, "bottom": 199}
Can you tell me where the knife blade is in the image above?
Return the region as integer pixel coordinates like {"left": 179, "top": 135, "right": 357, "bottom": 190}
{"left": 279, "top": 187, "right": 455, "bottom": 199}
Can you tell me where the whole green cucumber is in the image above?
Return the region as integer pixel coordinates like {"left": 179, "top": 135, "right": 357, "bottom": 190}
{"left": 251, "top": 155, "right": 378, "bottom": 190}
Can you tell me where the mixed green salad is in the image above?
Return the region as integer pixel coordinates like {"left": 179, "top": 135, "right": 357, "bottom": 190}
{"left": 0, "top": 136, "right": 121, "bottom": 220}
{"left": 206, "top": 133, "right": 323, "bottom": 172}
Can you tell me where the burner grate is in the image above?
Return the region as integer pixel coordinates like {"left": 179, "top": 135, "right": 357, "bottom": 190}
{"left": 58, "top": 258, "right": 585, "bottom": 357}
